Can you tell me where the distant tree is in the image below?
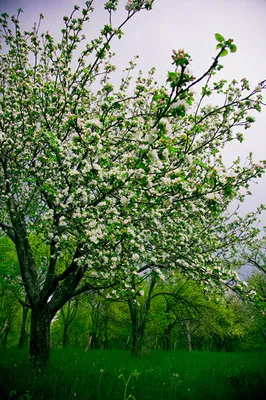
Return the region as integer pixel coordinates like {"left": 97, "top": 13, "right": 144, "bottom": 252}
{"left": 247, "top": 272, "right": 266, "bottom": 345}
{"left": 0, "top": 235, "right": 25, "bottom": 346}
{"left": 127, "top": 275, "right": 156, "bottom": 356}
{"left": 60, "top": 298, "right": 79, "bottom": 348}
{"left": 0, "top": 287, "right": 19, "bottom": 346}
{"left": 83, "top": 292, "right": 112, "bottom": 351}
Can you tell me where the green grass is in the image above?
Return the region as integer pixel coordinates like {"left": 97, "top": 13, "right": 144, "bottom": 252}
{"left": 0, "top": 348, "right": 266, "bottom": 399}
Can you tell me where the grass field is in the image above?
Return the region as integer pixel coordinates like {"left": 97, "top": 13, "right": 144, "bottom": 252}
{"left": 0, "top": 348, "right": 266, "bottom": 400}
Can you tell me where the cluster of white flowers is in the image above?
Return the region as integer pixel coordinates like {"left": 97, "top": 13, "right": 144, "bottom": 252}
{"left": 86, "top": 118, "right": 102, "bottom": 128}
{"left": 59, "top": 216, "right": 67, "bottom": 227}
{"left": 148, "top": 149, "right": 163, "bottom": 169}
{"left": 170, "top": 99, "right": 190, "bottom": 111}
{"left": 92, "top": 163, "right": 102, "bottom": 174}
{"left": 125, "top": 0, "right": 153, "bottom": 12}
{"left": 120, "top": 196, "right": 128, "bottom": 206}
{"left": 86, "top": 225, "right": 105, "bottom": 244}
{"left": 205, "top": 192, "right": 221, "bottom": 201}
{"left": 143, "top": 130, "right": 157, "bottom": 144}
{"left": 154, "top": 268, "right": 166, "bottom": 281}
{"left": 0, "top": 130, "right": 5, "bottom": 140}
{"left": 186, "top": 154, "right": 193, "bottom": 164}
{"left": 69, "top": 169, "right": 79, "bottom": 177}
{"left": 42, "top": 209, "right": 54, "bottom": 220}
{"left": 125, "top": 0, "right": 138, "bottom": 11}
{"left": 226, "top": 170, "right": 237, "bottom": 178}
{"left": 161, "top": 177, "right": 172, "bottom": 185}
{"left": 161, "top": 119, "right": 173, "bottom": 136}
{"left": 132, "top": 253, "right": 140, "bottom": 261}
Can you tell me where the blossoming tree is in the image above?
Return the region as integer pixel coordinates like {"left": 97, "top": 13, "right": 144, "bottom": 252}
{"left": 0, "top": 0, "right": 265, "bottom": 368}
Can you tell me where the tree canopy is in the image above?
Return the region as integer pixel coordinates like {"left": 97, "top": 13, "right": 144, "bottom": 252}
{"left": 0, "top": 0, "right": 265, "bottom": 368}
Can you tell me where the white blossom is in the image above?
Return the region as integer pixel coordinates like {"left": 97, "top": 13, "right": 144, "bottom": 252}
{"left": 132, "top": 253, "right": 140, "bottom": 261}
{"left": 87, "top": 119, "right": 102, "bottom": 128}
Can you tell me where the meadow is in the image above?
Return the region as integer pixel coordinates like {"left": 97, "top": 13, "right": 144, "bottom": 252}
{"left": 0, "top": 348, "right": 266, "bottom": 400}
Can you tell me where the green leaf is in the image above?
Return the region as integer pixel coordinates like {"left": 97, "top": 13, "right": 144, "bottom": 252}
{"left": 216, "top": 43, "right": 223, "bottom": 50}
{"left": 198, "top": 160, "right": 208, "bottom": 170}
{"left": 220, "top": 49, "right": 228, "bottom": 57}
{"left": 167, "top": 71, "right": 178, "bottom": 84}
{"left": 230, "top": 44, "right": 237, "bottom": 53}
{"left": 168, "top": 145, "right": 177, "bottom": 155}
{"left": 215, "top": 33, "right": 224, "bottom": 42}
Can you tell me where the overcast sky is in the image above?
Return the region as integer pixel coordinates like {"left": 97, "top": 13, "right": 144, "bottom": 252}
{"left": 0, "top": 0, "right": 265, "bottom": 223}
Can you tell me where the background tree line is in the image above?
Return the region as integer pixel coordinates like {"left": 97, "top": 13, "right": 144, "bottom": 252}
{"left": 1, "top": 233, "right": 265, "bottom": 355}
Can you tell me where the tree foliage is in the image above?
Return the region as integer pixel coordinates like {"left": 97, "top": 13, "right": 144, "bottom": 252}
{"left": 0, "top": 0, "right": 265, "bottom": 366}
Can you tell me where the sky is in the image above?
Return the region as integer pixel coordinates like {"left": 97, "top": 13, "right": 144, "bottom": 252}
{"left": 0, "top": 0, "right": 265, "bottom": 226}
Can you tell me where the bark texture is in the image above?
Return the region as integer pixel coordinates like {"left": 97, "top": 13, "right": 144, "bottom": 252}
{"left": 30, "top": 308, "right": 52, "bottom": 370}
{"left": 18, "top": 303, "right": 29, "bottom": 348}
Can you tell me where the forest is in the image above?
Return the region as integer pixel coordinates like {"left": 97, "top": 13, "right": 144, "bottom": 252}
{"left": 0, "top": 0, "right": 266, "bottom": 399}
{"left": 1, "top": 233, "right": 266, "bottom": 355}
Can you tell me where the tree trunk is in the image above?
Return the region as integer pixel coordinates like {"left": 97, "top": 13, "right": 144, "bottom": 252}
{"left": 29, "top": 308, "right": 51, "bottom": 370}
{"left": 128, "top": 300, "right": 143, "bottom": 357}
{"left": 103, "top": 322, "right": 108, "bottom": 350}
{"left": 1, "top": 323, "right": 10, "bottom": 347}
{"left": 131, "top": 332, "right": 142, "bottom": 357}
{"left": 18, "top": 305, "right": 29, "bottom": 348}
{"left": 124, "top": 335, "right": 130, "bottom": 350}
{"left": 61, "top": 299, "right": 78, "bottom": 349}
{"left": 163, "top": 324, "right": 172, "bottom": 351}
{"left": 209, "top": 335, "right": 213, "bottom": 351}
{"left": 85, "top": 334, "right": 92, "bottom": 352}
{"left": 165, "top": 329, "right": 171, "bottom": 351}
{"left": 62, "top": 323, "right": 70, "bottom": 348}
{"left": 129, "top": 276, "right": 156, "bottom": 357}
{"left": 153, "top": 334, "right": 158, "bottom": 350}
{"left": 91, "top": 331, "right": 99, "bottom": 349}
{"left": 186, "top": 320, "right": 192, "bottom": 352}
{"left": 0, "top": 320, "right": 8, "bottom": 340}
